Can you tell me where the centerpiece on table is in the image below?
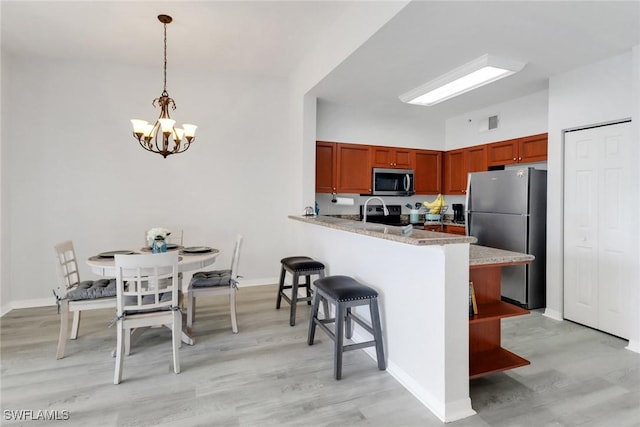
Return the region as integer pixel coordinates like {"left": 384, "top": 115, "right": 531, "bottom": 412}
{"left": 147, "top": 227, "right": 171, "bottom": 253}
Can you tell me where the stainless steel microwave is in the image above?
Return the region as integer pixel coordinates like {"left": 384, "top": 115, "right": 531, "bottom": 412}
{"left": 372, "top": 168, "right": 415, "bottom": 196}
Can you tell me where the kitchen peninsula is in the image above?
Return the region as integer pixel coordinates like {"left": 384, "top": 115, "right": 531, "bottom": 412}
{"left": 289, "top": 215, "right": 533, "bottom": 422}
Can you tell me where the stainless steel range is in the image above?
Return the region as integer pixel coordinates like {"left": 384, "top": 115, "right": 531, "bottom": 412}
{"left": 359, "top": 204, "right": 420, "bottom": 226}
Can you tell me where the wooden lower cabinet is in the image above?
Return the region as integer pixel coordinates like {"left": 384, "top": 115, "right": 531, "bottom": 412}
{"left": 423, "top": 223, "right": 443, "bottom": 232}
{"left": 469, "top": 263, "right": 530, "bottom": 378}
{"left": 443, "top": 224, "right": 465, "bottom": 235}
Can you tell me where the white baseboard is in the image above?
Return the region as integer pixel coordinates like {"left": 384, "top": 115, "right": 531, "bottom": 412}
{"left": 625, "top": 340, "right": 640, "bottom": 354}
{"left": 352, "top": 331, "right": 476, "bottom": 423}
{"left": 543, "top": 308, "right": 563, "bottom": 321}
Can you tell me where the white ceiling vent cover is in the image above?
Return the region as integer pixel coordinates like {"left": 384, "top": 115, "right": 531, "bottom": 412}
{"left": 488, "top": 115, "right": 499, "bottom": 130}
{"left": 478, "top": 114, "right": 499, "bottom": 132}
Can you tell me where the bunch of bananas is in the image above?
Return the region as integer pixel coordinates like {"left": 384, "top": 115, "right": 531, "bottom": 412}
{"left": 423, "top": 194, "right": 446, "bottom": 214}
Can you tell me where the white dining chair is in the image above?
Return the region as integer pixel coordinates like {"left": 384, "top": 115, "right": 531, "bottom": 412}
{"left": 53, "top": 240, "right": 117, "bottom": 359}
{"left": 186, "top": 235, "right": 242, "bottom": 334}
{"left": 113, "top": 251, "right": 182, "bottom": 384}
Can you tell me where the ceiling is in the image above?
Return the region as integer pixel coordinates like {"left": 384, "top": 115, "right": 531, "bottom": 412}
{"left": 2, "top": 1, "right": 640, "bottom": 123}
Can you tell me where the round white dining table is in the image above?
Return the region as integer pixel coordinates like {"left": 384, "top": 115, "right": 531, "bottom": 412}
{"left": 86, "top": 247, "right": 220, "bottom": 346}
{"left": 86, "top": 248, "right": 220, "bottom": 277}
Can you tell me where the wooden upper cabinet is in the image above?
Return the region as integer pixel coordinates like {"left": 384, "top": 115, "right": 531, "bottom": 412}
{"left": 371, "top": 146, "right": 413, "bottom": 169}
{"left": 487, "top": 137, "right": 520, "bottom": 166}
{"left": 519, "top": 133, "right": 548, "bottom": 163}
{"left": 336, "top": 143, "right": 372, "bottom": 194}
{"left": 487, "top": 133, "right": 548, "bottom": 167}
{"left": 467, "top": 144, "right": 488, "bottom": 173}
{"left": 315, "top": 141, "right": 336, "bottom": 193}
{"left": 444, "top": 145, "right": 488, "bottom": 195}
{"left": 444, "top": 149, "right": 466, "bottom": 194}
{"left": 413, "top": 150, "right": 442, "bottom": 194}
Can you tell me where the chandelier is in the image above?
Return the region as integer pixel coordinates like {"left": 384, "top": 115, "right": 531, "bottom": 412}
{"left": 131, "top": 14, "right": 197, "bottom": 158}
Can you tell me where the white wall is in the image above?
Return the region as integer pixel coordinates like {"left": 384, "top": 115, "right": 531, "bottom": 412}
{"left": 546, "top": 49, "right": 639, "bottom": 347}
{"left": 0, "top": 0, "right": 410, "bottom": 313}
{"left": 632, "top": 45, "right": 640, "bottom": 353}
{"left": 445, "top": 90, "right": 549, "bottom": 150}
{"left": 0, "top": 46, "right": 8, "bottom": 314}
{"left": 316, "top": 100, "right": 445, "bottom": 149}
{"left": 2, "top": 52, "right": 296, "bottom": 310}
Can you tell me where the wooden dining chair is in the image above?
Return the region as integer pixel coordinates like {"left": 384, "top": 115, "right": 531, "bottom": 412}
{"left": 186, "top": 235, "right": 242, "bottom": 334}
{"left": 113, "top": 251, "right": 182, "bottom": 384}
{"left": 53, "top": 240, "right": 117, "bottom": 359}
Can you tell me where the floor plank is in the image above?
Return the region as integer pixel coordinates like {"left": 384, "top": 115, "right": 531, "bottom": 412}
{"left": 1, "top": 284, "right": 638, "bottom": 426}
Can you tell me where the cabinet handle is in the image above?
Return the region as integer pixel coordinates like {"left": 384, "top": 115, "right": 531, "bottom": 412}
{"left": 518, "top": 157, "right": 522, "bottom": 161}
{"left": 513, "top": 157, "right": 517, "bottom": 161}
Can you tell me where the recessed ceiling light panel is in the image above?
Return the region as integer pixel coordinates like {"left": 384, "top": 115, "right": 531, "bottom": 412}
{"left": 399, "top": 54, "right": 526, "bottom": 106}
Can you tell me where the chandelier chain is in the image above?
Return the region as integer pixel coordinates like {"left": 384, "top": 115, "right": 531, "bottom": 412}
{"left": 163, "top": 21, "right": 168, "bottom": 94}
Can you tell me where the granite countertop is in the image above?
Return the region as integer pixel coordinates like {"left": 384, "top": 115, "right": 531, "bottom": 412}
{"left": 469, "top": 245, "right": 534, "bottom": 266}
{"left": 289, "top": 215, "right": 476, "bottom": 246}
{"left": 290, "top": 215, "right": 534, "bottom": 265}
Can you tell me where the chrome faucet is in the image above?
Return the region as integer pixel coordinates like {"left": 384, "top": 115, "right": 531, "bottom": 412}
{"left": 362, "top": 196, "right": 389, "bottom": 223}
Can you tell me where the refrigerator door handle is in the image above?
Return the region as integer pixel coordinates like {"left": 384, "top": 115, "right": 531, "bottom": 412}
{"left": 465, "top": 172, "right": 471, "bottom": 235}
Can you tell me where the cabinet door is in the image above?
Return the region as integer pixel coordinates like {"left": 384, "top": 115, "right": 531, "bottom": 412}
{"left": 443, "top": 225, "right": 466, "bottom": 235}
{"left": 414, "top": 150, "right": 442, "bottom": 194}
{"left": 466, "top": 144, "right": 488, "bottom": 173}
{"left": 519, "top": 133, "right": 548, "bottom": 163}
{"left": 316, "top": 141, "right": 336, "bottom": 193}
{"left": 371, "top": 146, "right": 413, "bottom": 168}
{"left": 487, "top": 138, "right": 519, "bottom": 167}
{"left": 394, "top": 149, "right": 413, "bottom": 169}
{"left": 371, "top": 146, "right": 393, "bottom": 168}
{"left": 444, "top": 149, "right": 466, "bottom": 194}
{"left": 336, "top": 143, "right": 371, "bottom": 194}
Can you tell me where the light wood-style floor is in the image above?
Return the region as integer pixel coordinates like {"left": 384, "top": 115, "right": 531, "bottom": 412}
{"left": 1, "top": 284, "right": 638, "bottom": 426}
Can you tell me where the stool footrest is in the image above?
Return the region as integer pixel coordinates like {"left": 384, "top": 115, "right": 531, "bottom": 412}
{"left": 280, "top": 293, "right": 312, "bottom": 305}
{"left": 348, "top": 313, "right": 374, "bottom": 335}
{"left": 344, "top": 341, "right": 376, "bottom": 352}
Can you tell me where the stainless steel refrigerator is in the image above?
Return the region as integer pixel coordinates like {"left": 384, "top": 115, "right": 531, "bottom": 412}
{"left": 465, "top": 168, "right": 547, "bottom": 309}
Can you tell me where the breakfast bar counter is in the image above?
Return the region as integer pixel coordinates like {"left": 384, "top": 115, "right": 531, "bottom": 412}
{"left": 289, "top": 215, "right": 534, "bottom": 422}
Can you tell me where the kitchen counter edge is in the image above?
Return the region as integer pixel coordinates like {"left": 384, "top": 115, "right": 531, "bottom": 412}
{"left": 289, "top": 215, "right": 474, "bottom": 246}
{"left": 290, "top": 215, "right": 534, "bottom": 266}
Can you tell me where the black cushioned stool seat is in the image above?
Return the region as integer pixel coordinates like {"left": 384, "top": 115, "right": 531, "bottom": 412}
{"left": 276, "top": 256, "right": 325, "bottom": 326}
{"left": 308, "top": 275, "right": 385, "bottom": 380}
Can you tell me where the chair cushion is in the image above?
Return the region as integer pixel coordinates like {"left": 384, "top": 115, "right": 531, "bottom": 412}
{"left": 282, "top": 258, "right": 325, "bottom": 272}
{"left": 190, "top": 270, "right": 232, "bottom": 288}
{"left": 314, "top": 275, "right": 378, "bottom": 302}
{"left": 66, "top": 279, "right": 116, "bottom": 301}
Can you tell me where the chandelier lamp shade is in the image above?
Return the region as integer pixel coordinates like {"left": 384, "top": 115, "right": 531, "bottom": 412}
{"left": 131, "top": 14, "right": 197, "bottom": 158}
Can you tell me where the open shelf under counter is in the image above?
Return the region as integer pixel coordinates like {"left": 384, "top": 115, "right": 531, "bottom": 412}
{"left": 470, "top": 301, "right": 529, "bottom": 323}
{"left": 468, "top": 252, "right": 533, "bottom": 379}
{"left": 469, "top": 347, "right": 531, "bottom": 379}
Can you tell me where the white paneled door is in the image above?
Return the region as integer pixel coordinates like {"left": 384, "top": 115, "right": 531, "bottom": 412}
{"left": 564, "top": 121, "right": 636, "bottom": 339}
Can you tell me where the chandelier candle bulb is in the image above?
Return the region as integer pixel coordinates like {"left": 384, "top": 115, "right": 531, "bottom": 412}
{"left": 173, "top": 128, "right": 185, "bottom": 142}
{"left": 131, "top": 119, "right": 149, "bottom": 137}
{"left": 159, "top": 118, "right": 176, "bottom": 134}
{"left": 183, "top": 124, "right": 197, "bottom": 140}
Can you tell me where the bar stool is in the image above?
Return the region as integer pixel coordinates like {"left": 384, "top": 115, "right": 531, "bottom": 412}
{"left": 308, "top": 275, "right": 385, "bottom": 380}
{"left": 276, "top": 256, "right": 326, "bottom": 326}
